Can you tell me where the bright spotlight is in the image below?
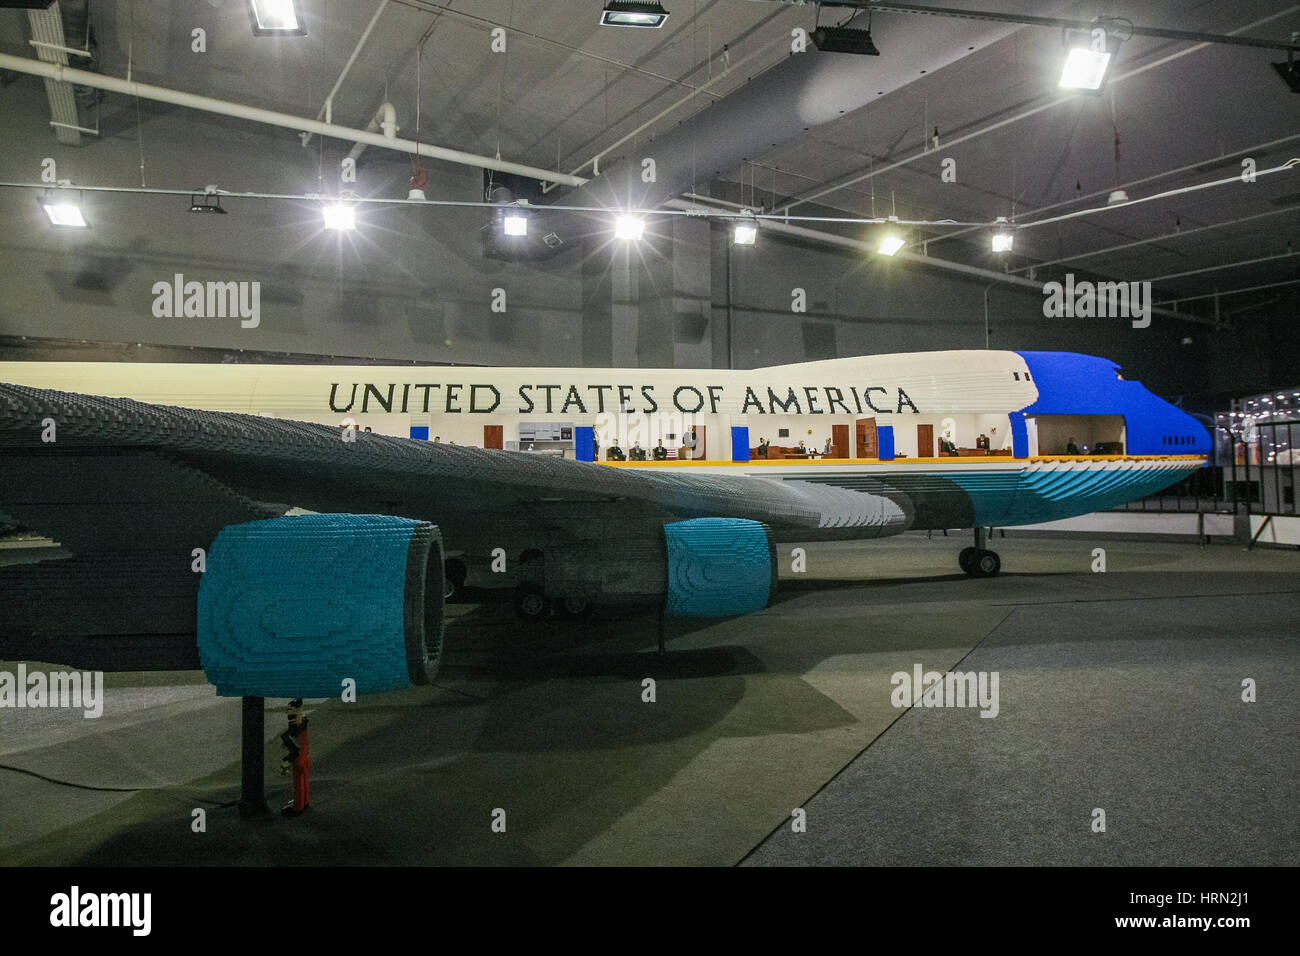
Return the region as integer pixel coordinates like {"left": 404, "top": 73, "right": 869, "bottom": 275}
{"left": 503, "top": 214, "right": 528, "bottom": 237}
{"left": 877, "top": 235, "right": 905, "bottom": 256}
{"left": 41, "top": 200, "right": 88, "bottom": 228}
{"left": 1059, "top": 47, "right": 1111, "bottom": 90}
{"left": 615, "top": 217, "right": 645, "bottom": 240}
{"left": 733, "top": 222, "right": 757, "bottom": 245}
{"left": 1059, "top": 28, "right": 1120, "bottom": 92}
{"left": 322, "top": 204, "right": 355, "bottom": 231}
{"left": 992, "top": 231, "right": 1014, "bottom": 253}
{"left": 249, "top": 0, "right": 304, "bottom": 35}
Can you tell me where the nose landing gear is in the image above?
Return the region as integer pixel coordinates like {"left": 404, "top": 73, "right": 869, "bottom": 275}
{"left": 959, "top": 527, "right": 1001, "bottom": 578}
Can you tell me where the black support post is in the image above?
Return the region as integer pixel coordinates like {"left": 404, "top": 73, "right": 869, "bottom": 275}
{"left": 239, "top": 695, "right": 271, "bottom": 819}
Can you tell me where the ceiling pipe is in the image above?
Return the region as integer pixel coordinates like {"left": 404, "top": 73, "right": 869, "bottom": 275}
{"left": 0, "top": 53, "right": 587, "bottom": 188}
{"left": 773, "top": 1, "right": 1300, "bottom": 53}
{"left": 346, "top": 101, "right": 399, "bottom": 164}
{"left": 301, "top": 0, "right": 389, "bottom": 148}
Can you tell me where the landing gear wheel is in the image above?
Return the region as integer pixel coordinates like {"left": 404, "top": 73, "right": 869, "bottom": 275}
{"left": 971, "top": 550, "right": 1001, "bottom": 578}
{"left": 556, "top": 594, "right": 595, "bottom": 621}
{"left": 513, "top": 584, "right": 550, "bottom": 623}
{"left": 958, "top": 547, "right": 979, "bottom": 574}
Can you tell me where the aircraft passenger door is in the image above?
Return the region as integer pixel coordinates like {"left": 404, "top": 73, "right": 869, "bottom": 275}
{"left": 855, "top": 418, "right": 877, "bottom": 458}
{"left": 831, "top": 424, "right": 849, "bottom": 459}
{"left": 483, "top": 425, "right": 503, "bottom": 450}
{"left": 917, "top": 424, "right": 935, "bottom": 458}
{"left": 1024, "top": 417, "right": 1039, "bottom": 457}
{"left": 680, "top": 425, "right": 704, "bottom": 460}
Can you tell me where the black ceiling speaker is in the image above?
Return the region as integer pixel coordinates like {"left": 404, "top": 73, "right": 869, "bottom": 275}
{"left": 811, "top": 26, "right": 880, "bottom": 56}
{"left": 1273, "top": 55, "right": 1300, "bottom": 93}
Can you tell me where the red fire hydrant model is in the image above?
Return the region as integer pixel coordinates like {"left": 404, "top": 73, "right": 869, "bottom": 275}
{"left": 280, "top": 699, "right": 310, "bottom": 815}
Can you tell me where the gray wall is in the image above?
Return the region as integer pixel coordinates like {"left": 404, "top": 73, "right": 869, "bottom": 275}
{"left": 1, "top": 75, "right": 1294, "bottom": 410}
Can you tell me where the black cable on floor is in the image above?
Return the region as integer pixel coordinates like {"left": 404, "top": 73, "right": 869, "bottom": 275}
{"left": 0, "top": 761, "right": 146, "bottom": 793}
{"left": 1, "top": 761, "right": 249, "bottom": 809}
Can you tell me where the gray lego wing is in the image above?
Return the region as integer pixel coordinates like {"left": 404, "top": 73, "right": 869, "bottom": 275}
{"left": 0, "top": 383, "right": 909, "bottom": 537}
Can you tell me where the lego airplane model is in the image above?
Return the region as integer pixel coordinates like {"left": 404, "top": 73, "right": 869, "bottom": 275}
{"left": 0, "top": 349, "right": 1208, "bottom": 703}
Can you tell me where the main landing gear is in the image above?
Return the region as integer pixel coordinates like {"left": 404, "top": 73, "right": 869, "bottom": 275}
{"left": 511, "top": 549, "right": 596, "bottom": 623}
{"left": 512, "top": 584, "right": 595, "bottom": 622}
{"left": 959, "top": 526, "right": 1001, "bottom": 578}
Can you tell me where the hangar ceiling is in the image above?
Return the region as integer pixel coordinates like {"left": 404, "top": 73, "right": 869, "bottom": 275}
{"left": 0, "top": 0, "right": 1298, "bottom": 326}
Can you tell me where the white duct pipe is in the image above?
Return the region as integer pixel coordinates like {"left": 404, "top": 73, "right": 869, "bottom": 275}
{"left": 0, "top": 53, "right": 588, "bottom": 187}
{"left": 378, "top": 102, "right": 397, "bottom": 140}
{"left": 302, "top": 0, "right": 389, "bottom": 146}
{"left": 346, "top": 102, "right": 398, "bottom": 164}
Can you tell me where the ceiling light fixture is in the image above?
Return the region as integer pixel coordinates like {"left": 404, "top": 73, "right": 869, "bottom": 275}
{"left": 322, "top": 204, "right": 355, "bottom": 231}
{"left": 877, "top": 235, "right": 905, "bottom": 256}
{"left": 503, "top": 214, "right": 528, "bottom": 237}
{"left": 600, "top": 1, "right": 670, "bottom": 28}
{"left": 876, "top": 215, "right": 905, "bottom": 255}
{"left": 189, "top": 188, "right": 227, "bottom": 215}
{"left": 1059, "top": 26, "right": 1123, "bottom": 92}
{"left": 408, "top": 168, "right": 429, "bottom": 202}
{"left": 733, "top": 211, "right": 758, "bottom": 245}
{"left": 248, "top": 0, "right": 305, "bottom": 36}
{"left": 615, "top": 216, "right": 645, "bottom": 240}
{"left": 991, "top": 217, "right": 1013, "bottom": 252}
{"left": 40, "top": 197, "right": 87, "bottom": 228}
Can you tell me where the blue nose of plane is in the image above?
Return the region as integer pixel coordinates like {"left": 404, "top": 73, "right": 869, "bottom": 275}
{"left": 1015, "top": 351, "right": 1210, "bottom": 457}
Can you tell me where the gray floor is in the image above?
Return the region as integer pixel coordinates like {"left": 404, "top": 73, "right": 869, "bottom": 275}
{"left": 743, "top": 590, "right": 1299, "bottom": 866}
{"left": 2, "top": 533, "right": 1297, "bottom": 866}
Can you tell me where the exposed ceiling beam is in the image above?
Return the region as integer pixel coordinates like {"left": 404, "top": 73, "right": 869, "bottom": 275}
{"left": 1143, "top": 251, "right": 1300, "bottom": 284}
{"left": 1011, "top": 208, "right": 1300, "bottom": 274}
{"left": 27, "top": 1, "right": 83, "bottom": 146}
{"left": 666, "top": 198, "right": 1220, "bottom": 327}
{"left": 1155, "top": 278, "right": 1300, "bottom": 306}
{"left": 779, "top": 4, "right": 1300, "bottom": 213}
{"left": 769, "top": 1, "right": 1300, "bottom": 52}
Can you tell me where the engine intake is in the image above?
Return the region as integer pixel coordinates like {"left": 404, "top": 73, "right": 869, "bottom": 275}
{"left": 197, "top": 514, "right": 444, "bottom": 698}
{"left": 663, "top": 518, "right": 777, "bottom": 617}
